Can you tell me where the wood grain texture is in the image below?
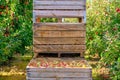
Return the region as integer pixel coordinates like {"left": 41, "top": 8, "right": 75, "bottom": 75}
{"left": 27, "top": 78, "right": 56, "bottom": 80}
{"left": 34, "top": 30, "right": 86, "bottom": 37}
{"left": 34, "top": 0, "right": 86, "bottom": 6}
{"left": 27, "top": 67, "right": 92, "bottom": 72}
{"left": 27, "top": 72, "right": 90, "bottom": 78}
{"left": 33, "top": 10, "right": 85, "bottom": 18}
{"left": 26, "top": 58, "right": 92, "bottom": 80}
{"left": 34, "top": 23, "right": 86, "bottom": 31}
{"left": 33, "top": 45, "right": 86, "bottom": 52}
{"left": 33, "top": 23, "right": 86, "bottom": 55}
{"left": 27, "top": 78, "right": 92, "bottom": 80}
{"left": 34, "top": 6, "right": 85, "bottom": 10}
{"left": 33, "top": 37, "right": 85, "bottom": 45}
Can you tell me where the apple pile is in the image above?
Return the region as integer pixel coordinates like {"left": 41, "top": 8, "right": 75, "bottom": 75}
{"left": 29, "top": 58, "right": 89, "bottom": 68}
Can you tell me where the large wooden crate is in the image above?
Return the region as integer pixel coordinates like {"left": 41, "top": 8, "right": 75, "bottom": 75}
{"left": 27, "top": 0, "right": 92, "bottom": 80}
{"left": 27, "top": 58, "right": 92, "bottom": 80}
{"left": 33, "top": 0, "right": 86, "bottom": 58}
{"left": 33, "top": 23, "right": 86, "bottom": 57}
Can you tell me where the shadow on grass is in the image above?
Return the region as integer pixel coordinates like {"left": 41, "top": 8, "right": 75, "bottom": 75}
{"left": 0, "top": 75, "right": 26, "bottom": 80}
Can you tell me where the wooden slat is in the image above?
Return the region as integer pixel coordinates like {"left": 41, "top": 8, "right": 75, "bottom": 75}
{"left": 34, "top": 30, "right": 85, "bottom": 37}
{"left": 34, "top": 1, "right": 86, "bottom": 6}
{"left": 27, "top": 72, "right": 90, "bottom": 78}
{"left": 34, "top": 23, "right": 86, "bottom": 31}
{"left": 33, "top": 38, "right": 85, "bottom": 45}
{"left": 27, "top": 68, "right": 91, "bottom": 72}
{"left": 33, "top": 12, "right": 36, "bottom": 23}
{"left": 34, "top": 6, "right": 85, "bottom": 10}
{"left": 33, "top": 10, "right": 85, "bottom": 18}
{"left": 27, "top": 78, "right": 92, "bottom": 80}
{"left": 27, "top": 78, "right": 56, "bottom": 80}
{"left": 33, "top": 45, "right": 86, "bottom": 52}
{"left": 33, "top": 0, "right": 86, "bottom": 1}
{"left": 58, "top": 18, "right": 62, "bottom": 22}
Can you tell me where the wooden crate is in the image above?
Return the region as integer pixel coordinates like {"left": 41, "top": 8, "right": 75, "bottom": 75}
{"left": 33, "top": 0, "right": 86, "bottom": 58}
{"left": 33, "top": 23, "right": 86, "bottom": 58}
{"left": 27, "top": 0, "right": 92, "bottom": 80}
{"left": 26, "top": 58, "right": 92, "bottom": 80}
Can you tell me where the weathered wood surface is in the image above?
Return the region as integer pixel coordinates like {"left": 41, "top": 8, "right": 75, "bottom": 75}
{"left": 27, "top": 78, "right": 92, "bottom": 80}
{"left": 33, "top": 0, "right": 86, "bottom": 18}
{"left": 34, "top": 23, "right": 86, "bottom": 31}
{"left": 33, "top": 23, "right": 86, "bottom": 56}
{"left": 32, "top": 0, "right": 86, "bottom": 57}
{"left": 27, "top": 68, "right": 91, "bottom": 72}
{"left": 27, "top": 72, "right": 90, "bottom": 78}
{"left": 26, "top": 58, "right": 92, "bottom": 80}
{"left": 34, "top": 6, "right": 85, "bottom": 10}
{"left": 27, "top": 78, "right": 56, "bottom": 80}
{"left": 34, "top": 0, "right": 86, "bottom": 6}
{"left": 34, "top": 30, "right": 85, "bottom": 37}
{"left": 33, "top": 45, "right": 86, "bottom": 52}
{"left": 34, "top": 38, "right": 85, "bottom": 45}
{"left": 34, "top": 0, "right": 86, "bottom": 10}
{"left": 33, "top": 10, "right": 85, "bottom": 18}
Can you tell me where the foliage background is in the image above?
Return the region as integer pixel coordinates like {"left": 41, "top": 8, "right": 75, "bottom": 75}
{"left": 0, "top": 0, "right": 32, "bottom": 63}
{"left": 0, "top": 0, "right": 120, "bottom": 79}
{"left": 87, "top": 0, "right": 120, "bottom": 79}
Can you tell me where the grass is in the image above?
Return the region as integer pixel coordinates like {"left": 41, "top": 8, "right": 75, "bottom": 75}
{"left": 0, "top": 54, "right": 110, "bottom": 80}
{"left": 0, "top": 54, "right": 32, "bottom": 80}
{"left": 0, "top": 75, "right": 26, "bottom": 80}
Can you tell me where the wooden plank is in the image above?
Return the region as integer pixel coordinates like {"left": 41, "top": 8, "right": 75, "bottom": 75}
{"left": 59, "top": 78, "right": 92, "bottom": 80}
{"left": 33, "top": 45, "right": 86, "bottom": 52}
{"left": 34, "top": 31, "right": 86, "bottom": 37}
{"left": 27, "top": 77, "right": 92, "bottom": 80}
{"left": 58, "top": 18, "right": 62, "bottom": 22}
{"left": 34, "top": 6, "right": 85, "bottom": 10}
{"left": 34, "top": 1, "right": 86, "bottom": 6}
{"left": 33, "top": 10, "right": 85, "bottom": 18}
{"left": 27, "top": 68, "right": 92, "bottom": 72}
{"left": 33, "top": 38, "right": 85, "bottom": 45}
{"left": 27, "top": 78, "right": 56, "bottom": 80}
{"left": 33, "top": 12, "right": 36, "bottom": 23}
{"left": 33, "top": 52, "right": 85, "bottom": 57}
{"left": 33, "top": 0, "right": 86, "bottom": 1}
{"left": 34, "top": 23, "right": 86, "bottom": 31}
{"left": 27, "top": 72, "right": 90, "bottom": 78}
